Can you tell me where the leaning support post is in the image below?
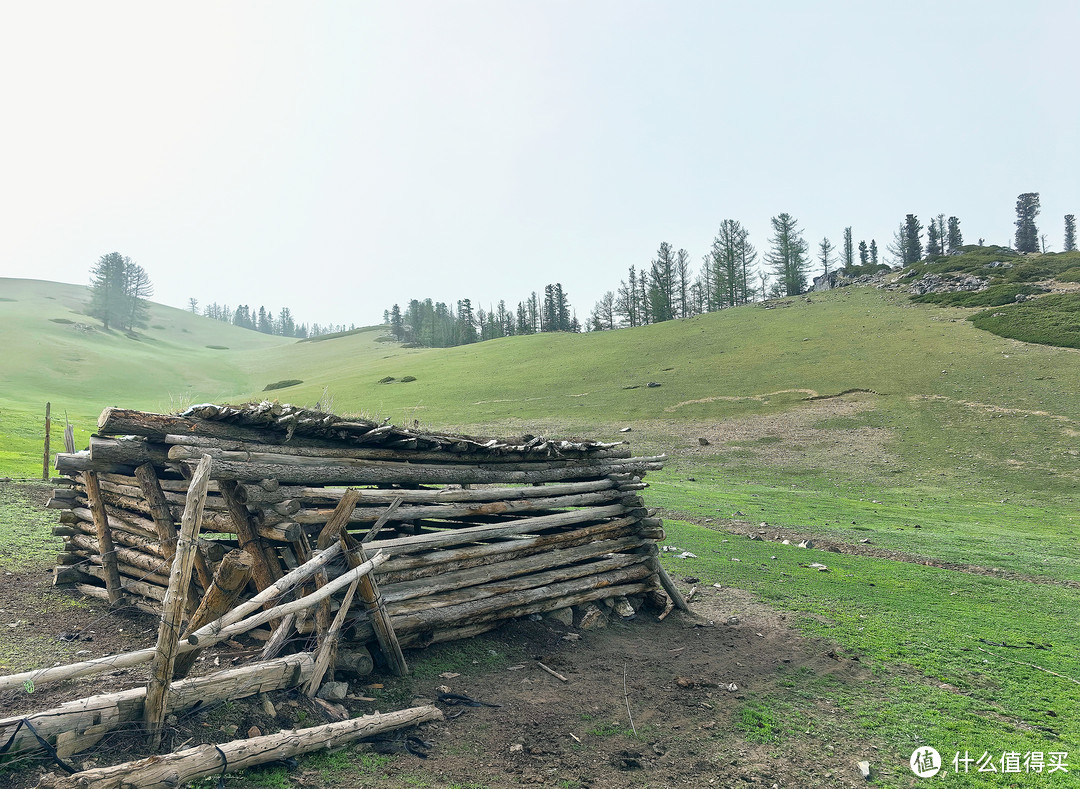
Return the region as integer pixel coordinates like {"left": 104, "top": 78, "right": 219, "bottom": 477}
{"left": 650, "top": 557, "right": 691, "bottom": 612}
{"left": 144, "top": 453, "right": 212, "bottom": 748}
{"left": 135, "top": 461, "right": 212, "bottom": 591}
{"left": 303, "top": 574, "right": 361, "bottom": 696}
{"left": 81, "top": 471, "right": 124, "bottom": 604}
{"left": 343, "top": 529, "right": 409, "bottom": 676}
{"left": 172, "top": 549, "right": 254, "bottom": 679}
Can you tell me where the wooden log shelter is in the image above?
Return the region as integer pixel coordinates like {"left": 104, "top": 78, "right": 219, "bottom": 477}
{"left": 46, "top": 402, "right": 673, "bottom": 662}
{"left": 0, "top": 402, "right": 680, "bottom": 777}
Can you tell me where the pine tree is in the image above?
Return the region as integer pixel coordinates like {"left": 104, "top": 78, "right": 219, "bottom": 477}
{"left": 1064, "top": 214, "right": 1076, "bottom": 252}
{"left": 904, "top": 214, "right": 923, "bottom": 264}
{"left": 926, "top": 220, "right": 942, "bottom": 257}
{"left": 1014, "top": 192, "right": 1040, "bottom": 252}
{"left": 390, "top": 304, "right": 404, "bottom": 340}
{"left": 649, "top": 243, "right": 676, "bottom": 322}
{"left": 947, "top": 216, "right": 963, "bottom": 252}
{"left": 88, "top": 252, "right": 152, "bottom": 331}
{"left": 675, "top": 248, "right": 691, "bottom": 318}
{"left": 869, "top": 239, "right": 879, "bottom": 265}
{"left": 842, "top": 227, "right": 854, "bottom": 271}
{"left": 818, "top": 237, "right": 835, "bottom": 277}
{"left": 766, "top": 213, "right": 810, "bottom": 296}
{"left": 858, "top": 240, "right": 869, "bottom": 267}
{"left": 188, "top": 298, "right": 198, "bottom": 314}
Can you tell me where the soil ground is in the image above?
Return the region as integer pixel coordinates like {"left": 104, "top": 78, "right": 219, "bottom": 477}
{"left": 0, "top": 483, "right": 878, "bottom": 789}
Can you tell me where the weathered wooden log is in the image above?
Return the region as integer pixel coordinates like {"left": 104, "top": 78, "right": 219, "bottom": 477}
{"left": 292, "top": 487, "right": 626, "bottom": 526}
{"left": 67, "top": 505, "right": 162, "bottom": 544}
{"left": 381, "top": 534, "right": 647, "bottom": 607}
{"left": 335, "top": 646, "right": 373, "bottom": 676}
{"left": 81, "top": 471, "right": 124, "bottom": 605}
{"left": 651, "top": 557, "right": 691, "bottom": 612}
{"left": 303, "top": 574, "right": 360, "bottom": 696}
{"left": 55, "top": 451, "right": 136, "bottom": 477}
{"left": 365, "top": 503, "right": 629, "bottom": 558}
{"left": 386, "top": 552, "right": 650, "bottom": 618}
{"left": 61, "top": 512, "right": 165, "bottom": 557}
{"left": 135, "top": 462, "right": 213, "bottom": 591}
{"left": 0, "top": 652, "right": 314, "bottom": 759}
{"left": 173, "top": 549, "right": 254, "bottom": 679}
{"left": 391, "top": 562, "right": 654, "bottom": 633}
{"left": 375, "top": 515, "right": 644, "bottom": 583}
{"left": 145, "top": 454, "right": 212, "bottom": 746}
{"left": 53, "top": 564, "right": 91, "bottom": 585}
{"left": 80, "top": 564, "right": 167, "bottom": 602}
{"left": 239, "top": 477, "right": 618, "bottom": 506}
{"left": 394, "top": 581, "right": 652, "bottom": 647}
{"left": 179, "top": 456, "right": 664, "bottom": 486}
{"left": 165, "top": 433, "right": 633, "bottom": 462}
{"left": 219, "top": 479, "right": 282, "bottom": 592}
{"left": 170, "top": 443, "right": 663, "bottom": 472}
{"left": 36, "top": 704, "right": 443, "bottom": 789}
{"left": 89, "top": 436, "right": 170, "bottom": 467}
{"left": 74, "top": 583, "right": 158, "bottom": 616}
{"left": 342, "top": 528, "right": 408, "bottom": 676}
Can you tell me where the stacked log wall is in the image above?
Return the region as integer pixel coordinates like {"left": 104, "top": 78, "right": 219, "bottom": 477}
{"left": 50, "top": 403, "right": 668, "bottom": 656}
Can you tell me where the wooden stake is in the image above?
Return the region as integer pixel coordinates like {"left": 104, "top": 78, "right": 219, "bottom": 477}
{"left": 81, "top": 471, "right": 124, "bottom": 604}
{"left": 43, "top": 401, "right": 51, "bottom": 481}
{"left": 135, "top": 462, "right": 213, "bottom": 591}
{"left": 144, "top": 453, "right": 212, "bottom": 748}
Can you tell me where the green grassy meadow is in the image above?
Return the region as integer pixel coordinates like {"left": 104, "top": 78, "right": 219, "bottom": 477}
{"left": 2, "top": 275, "right": 1079, "bottom": 785}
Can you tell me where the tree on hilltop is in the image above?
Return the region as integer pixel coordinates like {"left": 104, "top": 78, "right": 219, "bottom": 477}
{"left": 88, "top": 252, "right": 152, "bottom": 331}
{"left": 1064, "top": 214, "right": 1076, "bottom": 252}
{"left": 1014, "top": 192, "right": 1040, "bottom": 252}
{"left": 766, "top": 213, "right": 809, "bottom": 296}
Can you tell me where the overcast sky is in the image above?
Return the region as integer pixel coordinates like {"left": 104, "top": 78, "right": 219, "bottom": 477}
{"left": 1, "top": 1, "right": 1077, "bottom": 328}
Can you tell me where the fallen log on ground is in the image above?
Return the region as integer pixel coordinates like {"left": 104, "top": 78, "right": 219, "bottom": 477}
{"left": 35, "top": 704, "right": 443, "bottom": 789}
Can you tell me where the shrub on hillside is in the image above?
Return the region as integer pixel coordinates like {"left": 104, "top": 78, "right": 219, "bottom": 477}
{"left": 912, "top": 284, "right": 1047, "bottom": 307}
{"left": 969, "top": 294, "right": 1080, "bottom": 349}
{"left": 263, "top": 379, "right": 303, "bottom": 391}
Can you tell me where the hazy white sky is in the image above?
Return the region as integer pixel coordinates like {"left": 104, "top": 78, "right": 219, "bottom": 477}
{"left": 1, "top": 1, "right": 1076, "bottom": 328}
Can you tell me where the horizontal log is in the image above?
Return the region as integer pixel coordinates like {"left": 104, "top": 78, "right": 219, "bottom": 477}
{"left": 375, "top": 515, "right": 643, "bottom": 582}
{"left": 60, "top": 514, "right": 165, "bottom": 557}
{"left": 392, "top": 571, "right": 654, "bottom": 635}
{"left": 66, "top": 533, "right": 170, "bottom": 577}
{"left": 81, "top": 564, "right": 167, "bottom": 602}
{"left": 67, "top": 507, "right": 163, "bottom": 548}
{"left": 88, "top": 436, "right": 171, "bottom": 467}
{"left": 75, "top": 583, "right": 158, "bottom": 616}
{"left": 239, "top": 478, "right": 618, "bottom": 506}
{"left": 293, "top": 487, "right": 626, "bottom": 526}
{"left": 382, "top": 534, "right": 647, "bottom": 606}
{"left": 368, "top": 503, "right": 630, "bottom": 558}
{"left": 37, "top": 704, "right": 443, "bottom": 789}
{"left": 0, "top": 652, "right": 314, "bottom": 758}
{"left": 179, "top": 456, "right": 664, "bottom": 487}
{"left": 386, "top": 551, "right": 650, "bottom": 617}
{"left": 165, "top": 433, "right": 632, "bottom": 462}
{"left": 55, "top": 452, "right": 135, "bottom": 477}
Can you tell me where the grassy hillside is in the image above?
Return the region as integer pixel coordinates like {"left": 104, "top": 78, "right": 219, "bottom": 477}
{"left": 0, "top": 277, "right": 291, "bottom": 475}
{"left": 3, "top": 276, "right": 1080, "bottom": 785}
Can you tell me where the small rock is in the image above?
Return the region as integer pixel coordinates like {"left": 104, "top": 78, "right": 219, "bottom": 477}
{"left": 725, "top": 616, "right": 740, "bottom": 625}
{"left": 748, "top": 533, "right": 763, "bottom": 541}
{"left": 676, "top": 551, "right": 697, "bottom": 559}
{"left": 619, "top": 426, "right": 632, "bottom": 432}
{"left": 858, "top": 760, "right": 871, "bottom": 779}
{"left": 859, "top": 538, "right": 871, "bottom": 544}
{"left": 577, "top": 603, "right": 607, "bottom": 630}
{"left": 730, "top": 557, "right": 740, "bottom": 562}
{"left": 781, "top": 539, "right": 791, "bottom": 545}
{"left": 261, "top": 695, "right": 276, "bottom": 718}
{"left": 439, "top": 672, "right": 461, "bottom": 679}
{"left": 724, "top": 683, "right": 739, "bottom": 692}
{"left": 807, "top": 563, "right": 829, "bottom": 572}
{"left": 683, "top": 576, "right": 699, "bottom": 584}
{"left": 646, "top": 382, "right": 661, "bottom": 388}
{"left": 436, "top": 684, "right": 453, "bottom": 694}
{"left": 510, "top": 743, "right": 524, "bottom": 753}
{"left": 562, "top": 633, "right": 581, "bottom": 641}
{"left": 166, "top": 714, "right": 178, "bottom": 726}
{"left": 798, "top": 540, "right": 813, "bottom": 549}
{"left": 316, "top": 681, "right": 349, "bottom": 702}
{"left": 247, "top": 725, "right": 262, "bottom": 738}
{"left": 698, "top": 437, "right": 710, "bottom": 446}
{"left": 545, "top": 607, "right": 574, "bottom": 626}
{"left": 733, "top": 511, "right": 745, "bottom": 517}
{"left": 527, "top": 613, "right": 543, "bottom": 621}
{"left": 612, "top": 596, "right": 636, "bottom": 619}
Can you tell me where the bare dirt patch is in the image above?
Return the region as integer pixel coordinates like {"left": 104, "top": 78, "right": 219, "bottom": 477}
{"left": 1, "top": 534, "right": 879, "bottom": 789}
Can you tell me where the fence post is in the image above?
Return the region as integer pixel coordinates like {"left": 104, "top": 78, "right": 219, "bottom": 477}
{"left": 42, "top": 402, "right": 51, "bottom": 481}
